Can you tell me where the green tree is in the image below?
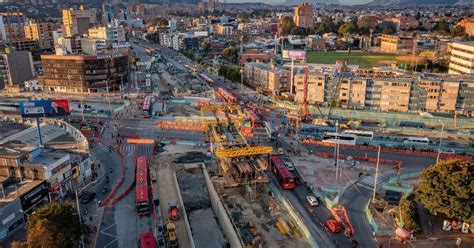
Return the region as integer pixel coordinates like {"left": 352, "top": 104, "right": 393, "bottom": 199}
{"left": 280, "top": 16, "right": 296, "bottom": 36}
{"left": 26, "top": 203, "right": 89, "bottom": 248}
{"left": 338, "top": 21, "right": 357, "bottom": 37}
{"left": 291, "top": 27, "right": 307, "bottom": 36}
{"left": 153, "top": 17, "right": 169, "bottom": 27}
{"left": 357, "top": 16, "right": 378, "bottom": 33}
{"left": 436, "top": 19, "right": 449, "bottom": 33}
{"left": 11, "top": 241, "right": 27, "bottom": 248}
{"left": 381, "top": 26, "right": 396, "bottom": 35}
{"left": 202, "top": 42, "right": 212, "bottom": 57}
{"left": 223, "top": 46, "right": 238, "bottom": 63}
{"left": 131, "top": 57, "right": 140, "bottom": 66}
{"left": 450, "top": 25, "right": 466, "bottom": 38}
{"left": 237, "top": 12, "right": 249, "bottom": 20}
{"left": 416, "top": 160, "right": 474, "bottom": 222}
{"left": 398, "top": 194, "right": 420, "bottom": 232}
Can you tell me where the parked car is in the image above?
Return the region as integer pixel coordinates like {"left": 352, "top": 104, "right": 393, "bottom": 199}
{"left": 306, "top": 196, "right": 319, "bottom": 207}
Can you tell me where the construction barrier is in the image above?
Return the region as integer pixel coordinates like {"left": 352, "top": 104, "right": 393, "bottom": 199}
{"left": 156, "top": 121, "right": 207, "bottom": 132}
{"left": 108, "top": 181, "right": 134, "bottom": 209}
{"left": 314, "top": 151, "right": 403, "bottom": 167}
{"left": 303, "top": 139, "right": 474, "bottom": 161}
{"left": 100, "top": 144, "right": 130, "bottom": 207}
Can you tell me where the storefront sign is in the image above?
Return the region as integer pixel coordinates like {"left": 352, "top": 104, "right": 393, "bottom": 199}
{"left": 20, "top": 182, "right": 49, "bottom": 211}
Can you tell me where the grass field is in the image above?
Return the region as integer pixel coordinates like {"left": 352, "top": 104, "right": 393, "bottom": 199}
{"left": 306, "top": 51, "right": 426, "bottom": 69}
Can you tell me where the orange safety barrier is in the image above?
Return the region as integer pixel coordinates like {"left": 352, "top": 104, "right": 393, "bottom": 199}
{"left": 127, "top": 139, "right": 154, "bottom": 144}
{"left": 304, "top": 139, "right": 474, "bottom": 161}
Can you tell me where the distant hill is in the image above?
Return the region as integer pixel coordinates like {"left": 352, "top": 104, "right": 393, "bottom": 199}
{"left": 368, "top": 0, "right": 467, "bottom": 6}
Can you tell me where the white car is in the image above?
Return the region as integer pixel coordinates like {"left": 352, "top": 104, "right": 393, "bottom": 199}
{"left": 306, "top": 196, "right": 319, "bottom": 207}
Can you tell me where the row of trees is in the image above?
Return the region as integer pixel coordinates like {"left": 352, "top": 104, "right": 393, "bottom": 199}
{"left": 281, "top": 16, "right": 466, "bottom": 38}
{"left": 218, "top": 65, "right": 240, "bottom": 83}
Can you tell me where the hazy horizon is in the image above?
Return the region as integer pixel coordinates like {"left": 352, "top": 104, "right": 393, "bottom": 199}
{"left": 223, "top": 0, "right": 372, "bottom": 5}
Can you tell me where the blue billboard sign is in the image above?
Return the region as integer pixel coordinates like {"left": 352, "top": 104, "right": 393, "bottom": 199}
{"left": 19, "top": 99, "right": 70, "bottom": 118}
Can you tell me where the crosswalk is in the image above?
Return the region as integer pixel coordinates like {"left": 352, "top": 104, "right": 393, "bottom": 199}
{"left": 356, "top": 175, "right": 385, "bottom": 190}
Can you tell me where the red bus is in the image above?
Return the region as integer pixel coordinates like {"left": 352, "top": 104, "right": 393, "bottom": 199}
{"left": 143, "top": 96, "right": 152, "bottom": 118}
{"left": 136, "top": 156, "right": 150, "bottom": 216}
{"left": 199, "top": 73, "right": 214, "bottom": 86}
{"left": 217, "top": 87, "right": 237, "bottom": 104}
{"left": 138, "top": 232, "right": 157, "bottom": 248}
{"left": 271, "top": 155, "right": 295, "bottom": 190}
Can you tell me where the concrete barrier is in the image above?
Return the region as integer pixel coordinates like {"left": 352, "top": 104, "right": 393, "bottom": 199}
{"left": 201, "top": 164, "right": 242, "bottom": 248}
{"left": 172, "top": 170, "right": 196, "bottom": 248}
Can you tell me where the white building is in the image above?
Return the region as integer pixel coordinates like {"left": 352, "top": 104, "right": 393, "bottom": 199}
{"left": 172, "top": 34, "right": 180, "bottom": 51}
{"left": 449, "top": 41, "right": 474, "bottom": 75}
{"left": 169, "top": 19, "right": 177, "bottom": 32}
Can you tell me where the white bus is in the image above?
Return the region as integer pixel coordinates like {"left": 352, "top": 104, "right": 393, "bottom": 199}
{"left": 264, "top": 121, "right": 278, "bottom": 140}
{"left": 343, "top": 130, "right": 374, "bottom": 139}
{"left": 322, "top": 132, "right": 357, "bottom": 145}
{"left": 403, "top": 137, "right": 429, "bottom": 146}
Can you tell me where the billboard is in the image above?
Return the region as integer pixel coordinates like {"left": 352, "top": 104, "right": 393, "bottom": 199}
{"left": 282, "top": 50, "right": 306, "bottom": 60}
{"left": 19, "top": 99, "right": 70, "bottom": 118}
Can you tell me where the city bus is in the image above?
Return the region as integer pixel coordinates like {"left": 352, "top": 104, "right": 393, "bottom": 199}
{"left": 136, "top": 156, "right": 150, "bottom": 216}
{"left": 138, "top": 232, "right": 157, "bottom": 248}
{"left": 403, "top": 136, "right": 430, "bottom": 146}
{"left": 342, "top": 130, "right": 374, "bottom": 139}
{"left": 271, "top": 155, "right": 295, "bottom": 190}
{"left": 216, "top": 87, "right": 238, "bottom": 104}
{"left": 143, "top": 96, "right": 152, "bottom": 118}
{"left": 322, "top": 132, "right": 357, "bottom": 145}
{"left": 264, "top": 121, "right": 278, "bottom": 140}
{"left": 199, "top": 73, "right": 214, "bottom": 86}
{"left": 399, "top": 121, "right": 425, "bottom": 129}
{"left": 299, "top": 125, "right": 336, "bottom": 138}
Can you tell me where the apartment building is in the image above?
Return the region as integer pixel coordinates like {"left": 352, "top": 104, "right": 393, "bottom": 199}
{"left": 62, "top": 6, "right": 96, "bottom": 37}
{"left": 380, "top": 34, "right": 415, "bottom": 53}
{"left": 40, "top": 50, "right": 129, "bottom": 92}
{"left": 291, "top": 67, "right": 474, "bottom": 116}
{"left": 448, "top": 42, "right": 474, "bottom": 75}
{"left": 244, "top": 62, "right": 290, "bottom": 95}
{"left": 0, "top": 51, "right": 35, "bottom": 90}
{"left": 240, "top": 49, "right": 276, "bottom": 64}
{"left": 24, "top": 21, "right": 58, "bottom": 50}
{"left": 215, "top": 24, "right": 234, "bottom": 36}
{"left": 459, "top": 18, "right": 474, "bottom": 37}
{"left": 0, "top": 12, "right": 27, "bottom": 42}
{"left": 293, "top": 3, "right": 313, "bottom": 29}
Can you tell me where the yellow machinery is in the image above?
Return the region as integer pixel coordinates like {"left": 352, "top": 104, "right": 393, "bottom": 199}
{"left": 215, "top": 146, "right": 273, "bottom": 158}
{"left": 166, "top": 221, "right": 178, "bottom": 248}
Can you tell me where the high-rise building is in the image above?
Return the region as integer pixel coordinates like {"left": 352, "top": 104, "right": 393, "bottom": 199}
{"left": 293, "top": 3, "right": 313, "bottom": 29}
{"left": 0, "top": 51, "right": 35, "bottom": 90}
{"left": 40, "top": 50, "right": 129, "bottom": 93}
{"left": 24, "top": 20, "right": 58, "bottom": 50}
{"left": 0, "top": 12, "right": 27, "bottom": 42}
{"left": 102, "top": 4, "right": 116, "bottom": 25}
{"left": 62, "top": 6, "right": 97, "bottom": 37}
{"left": 448, "top": 42, "right": 474, "bottom": 75}
{"left": 197, "top": 0, "right": 221, "bottom": 13}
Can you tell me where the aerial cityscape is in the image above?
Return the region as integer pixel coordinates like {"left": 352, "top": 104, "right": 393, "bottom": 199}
{"left": 0, "top": 0, "right": 472, "bottom": 247}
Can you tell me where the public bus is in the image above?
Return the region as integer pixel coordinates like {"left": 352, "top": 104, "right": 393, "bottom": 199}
{"left": 185, "top": 64, "right": 198, "bottom": 75}
{"left": 136, "top": 156, "right": 150, "bottom": 216}
{"left": 143, "top": 96, "right": 152, "bottom": 118}
{"left": 138, "top": 232, "right": 157, "bottom": 248}
{"left": 342, "top": 130, "right": 374, "bottom": 139}
{"left": 145, "top": 48, "right": 156, "bottom": 56}
{"left": 399, "top": 121, "right": 425, "bottom": 129}
{"left": 322, "top": 132, "right": 357, "bottom": 145}
{"left": 264, "top": 121, "right": 278, "bottom": 140}
{"left": 271, "top": 155, "right": 295, "bottom": 190}
{"left": 216, "top": 87, "right": 238, "bottom": 104}
{"left": 299, "top": 125, "right": 336, "bottom": 138}
{"left": 403, "top": 136, "right": 430, "bottom": 146}
{"left": 199, "top": 73, "right": 214, "bottom": 86}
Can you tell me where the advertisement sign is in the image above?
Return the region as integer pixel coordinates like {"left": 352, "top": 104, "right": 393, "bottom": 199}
{"left": 19, "top": 99, "right": 70, "bottom": 118}
{"left": 20, "top": 182, "right": 49, "bottom": 212}
{"left": 282, "top": 50, "right": 306, "bottom": 60}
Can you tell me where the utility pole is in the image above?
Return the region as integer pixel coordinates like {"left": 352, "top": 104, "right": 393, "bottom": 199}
{"left": 75, "top": 189, "right": 85, "bottom": 248}
{"left": 372, "top": 146, "right": 381, "bottom": 202}
{"left": 436, "top": 121, "right": 444, "bottom": 163}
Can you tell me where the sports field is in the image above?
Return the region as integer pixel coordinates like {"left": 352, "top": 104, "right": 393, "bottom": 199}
{"left": 306, "top": 51, "right": 426, "bottom": 69}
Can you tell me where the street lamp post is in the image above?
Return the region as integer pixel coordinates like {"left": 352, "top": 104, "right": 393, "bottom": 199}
{"left": 75, "top": 189, "right": 85, "bottom": 248}
{"left": 436, "top": 121, "right": 445, "bottom": 164}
